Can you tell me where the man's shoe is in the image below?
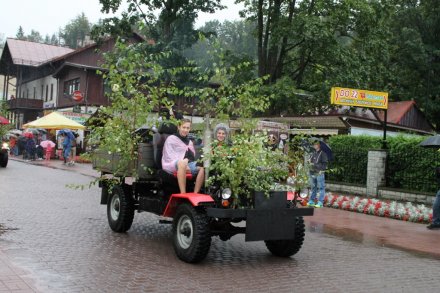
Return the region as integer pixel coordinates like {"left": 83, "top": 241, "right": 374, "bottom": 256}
{"left": 314, "top": 201, "right": 323, "bottom": 208}
{"left": 307, "top": 200, "right": 315, "bottom": 207}
{"left": 426, "top": 223, "right": 440, "bottom": 230}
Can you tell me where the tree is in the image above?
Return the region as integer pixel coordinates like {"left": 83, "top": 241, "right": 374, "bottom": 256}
{"left": 235, "top": 0, "right": 402, "bottom": 116}
{"left": 198, "top": 20, "right": 257, "bottom": 59}
{"left": 97, "top": 0, "right": 224, "bottom": 48}
{"left": 183, "top": 20, "right": 258, "bottom": 83}
{"left": 27, "top": 30, "right": 43, "bottom": 43}
{"left": 61, "top": 13, "right": 92, "bottom": 49}
{"left": 50, "top": 34, "right": 59, "bottom": 45}
{"left": 0, "top": 34, "right": 5, "bottom": 54}
{"left": 16, "top": 26, "right": 25, "bottom": 40}
{"left": 384, "top": 0, "right": 440, "bottom": 130}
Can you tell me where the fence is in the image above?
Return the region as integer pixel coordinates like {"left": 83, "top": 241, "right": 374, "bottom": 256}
{"left": 326, "top": 147, "right": 439, "bottom": 193}
{"left": 386, "top": 148, "right": 440, "bottom": 193}
{"left": 326, "top": 147, "right": 368, "bottom": 185}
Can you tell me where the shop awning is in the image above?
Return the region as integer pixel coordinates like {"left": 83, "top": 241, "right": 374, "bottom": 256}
{"left": 23, "top": 112, "right": 85, "bottom": 130}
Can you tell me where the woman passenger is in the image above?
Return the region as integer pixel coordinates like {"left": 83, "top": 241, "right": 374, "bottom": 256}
{"left": 161, "top": 118, "right": 205, "bottom": 194}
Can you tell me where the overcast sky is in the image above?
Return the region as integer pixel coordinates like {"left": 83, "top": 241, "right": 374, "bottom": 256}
{"left": 0, "top": 0, "right": 243, "bottom": 39}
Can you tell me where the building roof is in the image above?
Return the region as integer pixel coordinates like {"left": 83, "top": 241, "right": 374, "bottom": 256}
{"left": 50, "top": 33, "right": 147, "bottom": 63}
{"left": 264, "top": 101, "right": 435, "bottom": 135}
{"left": 3, "top": 38, "right": 74, "bottom": 67}
{"left": 52, "top": 62, "right": 105, "bottom": 77}
{"left": 265, "top": 116, "right": 346, "bottom": 129}
{"left": 377, "top": 100, "right": 415, "bottom": 124}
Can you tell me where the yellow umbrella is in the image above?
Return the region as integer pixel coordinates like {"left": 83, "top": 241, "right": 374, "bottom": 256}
{"left": 23, "top": 112, "right": 86, "bottom": 130}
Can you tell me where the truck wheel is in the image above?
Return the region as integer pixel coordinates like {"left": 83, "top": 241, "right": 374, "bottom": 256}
{"left": 173, "top": 203, "right": 211, "bottom": 263}
{"left": 0, "top": 153, "right": 8, "bottom": 167}
{"left": 265, "top": 216, "right": 305, "bottom": 257}
{"left": 107, "top": 185, "right": 134, "bottom": 233}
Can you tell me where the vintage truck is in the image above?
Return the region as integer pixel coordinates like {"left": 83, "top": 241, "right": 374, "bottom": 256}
{"left": 93, "top": 125, "right": 314, "bottom": 263}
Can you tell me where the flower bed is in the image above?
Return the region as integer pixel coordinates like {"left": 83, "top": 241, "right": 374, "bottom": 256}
{"left": 313, "top": 193, "right": 432, "bottom": 224}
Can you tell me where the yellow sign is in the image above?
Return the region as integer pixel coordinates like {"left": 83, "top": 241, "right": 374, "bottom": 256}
{"left": 330, "top": 87, "right": 388, "bottom": 109}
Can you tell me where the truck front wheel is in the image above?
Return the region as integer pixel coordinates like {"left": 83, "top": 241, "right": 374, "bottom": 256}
{"left": 107, "top": 185, "right": 134, "bottom": 233}
{"left": 172, "top": 203, "right": 211, "bottom": 263}
{"left": 265, "top": 216, "right": 305, "bottom": 257}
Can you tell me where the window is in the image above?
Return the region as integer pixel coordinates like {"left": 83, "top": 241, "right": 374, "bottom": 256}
{"left": 45, "top": 85, "right": 49, "bottom": 102}
{"left": 64, "top": 78, "right": 80, "bottom": 95}
{"left": 50, "top": 84, "right": 54, "bottom": 100}
{"left": 26, "top": 88, "right": 29, "bottom": 99}
{"left": 41, "top": 85, "right": 44, "bottom": 99}
{"left": 33, "top": 87, "right": 36, "bottom": 99}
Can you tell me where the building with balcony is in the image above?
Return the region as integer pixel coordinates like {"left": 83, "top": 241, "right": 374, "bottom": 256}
{"left": 0, "top": 38, "right": 74, "bottom": 128}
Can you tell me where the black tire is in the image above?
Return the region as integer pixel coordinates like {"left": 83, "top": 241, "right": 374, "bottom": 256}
{"left": 107, "top": 185, "right": 134, "bottom": 233}
{"left": 265, "top": 216, "right": 305, "bottom": 257}
{"left": 172, "top": 203, "right": 211, "bottom": 263}
{"left": 0, "top": 153, "right": 8, "bottom": 168}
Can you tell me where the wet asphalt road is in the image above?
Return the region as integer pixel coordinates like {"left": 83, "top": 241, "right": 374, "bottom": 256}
{"left": 1, "top": 160, "right": 440, "bottom": 293}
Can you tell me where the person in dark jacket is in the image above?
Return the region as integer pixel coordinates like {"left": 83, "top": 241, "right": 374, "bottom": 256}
{"left": 307, "top": 140, "right": 328, "bottom": 208}
{"left": 427, "top": 167, "right": 440, "bottom": 230}
{"left": 25, "top": 137, "right": 36, "bottom": 161}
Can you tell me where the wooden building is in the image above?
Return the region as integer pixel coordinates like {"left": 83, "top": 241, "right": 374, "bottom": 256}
{"left": 0, "top": 38, "right": 74, "bottom": 128}
{"left": 264, "top": 101, "right": 435, "bottom": 137}
{"left": 0, "top": 35, "right": 145, "bottom": 128}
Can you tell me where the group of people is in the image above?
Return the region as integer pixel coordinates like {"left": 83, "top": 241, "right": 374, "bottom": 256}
{"left": 160, "top": 118, "right": 328, "bottom": 207}
{"left": 161, "top": 120, "right": 231, "bottom": 194}
{"left": 8, "top": 132, "right": 49, "bottom": 161}
{"left": 8, "top": 129, "right": 77, "bottom": 165}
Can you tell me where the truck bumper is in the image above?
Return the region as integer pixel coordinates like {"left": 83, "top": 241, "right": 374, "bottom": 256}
{"left": 206, "top": 207, "right": 314, "bottom": 241}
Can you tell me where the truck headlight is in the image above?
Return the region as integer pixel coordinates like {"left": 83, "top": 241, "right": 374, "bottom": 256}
{"left": 221, "top": 188, "right": 232, "bottom": 200}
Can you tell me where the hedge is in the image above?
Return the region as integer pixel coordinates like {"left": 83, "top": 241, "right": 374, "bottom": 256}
{"left": 326, "top": 135, "right": 439, "bottom": 193}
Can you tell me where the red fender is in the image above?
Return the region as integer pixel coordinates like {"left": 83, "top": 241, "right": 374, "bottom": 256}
{"left": 162, "top": 193, "right": 214, "bottom": 218}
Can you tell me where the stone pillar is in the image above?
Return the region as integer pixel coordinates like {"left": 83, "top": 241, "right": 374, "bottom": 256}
{"left": 366, "top": 150, "right": 387, "bottom": 197}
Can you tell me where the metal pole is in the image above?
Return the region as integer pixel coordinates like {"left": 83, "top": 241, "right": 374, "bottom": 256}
{"left": 203, "top": 114, "right": 211, "bottom": 182}
{"left": 84, "top": 69, "right": 89, "bottom": 114}
{"left": 382, "top": 109, "right": 387, "bottom": 149}
{"left": 2, "top": 75, "right": 6, "bottom": 101}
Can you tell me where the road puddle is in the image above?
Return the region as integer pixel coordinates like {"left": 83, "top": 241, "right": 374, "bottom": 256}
{"left": 306, "top": 221, "right": 440, "bottom": 259}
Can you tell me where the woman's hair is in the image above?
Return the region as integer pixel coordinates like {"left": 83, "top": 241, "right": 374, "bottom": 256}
{"left": 178, "top": 118, "right": 191, "bottom": 126}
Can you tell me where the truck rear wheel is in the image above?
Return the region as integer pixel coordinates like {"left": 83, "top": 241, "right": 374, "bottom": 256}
{"left": 265, "top": 216, "right": 305, "bottom": 257}
{"left": 107, "top": 185, "right": 134, "bottom": 232}
{"left": 173, "top": 203, "right": 211, "bottom": 263}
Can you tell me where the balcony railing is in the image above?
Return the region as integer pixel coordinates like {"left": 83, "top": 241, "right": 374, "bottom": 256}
{"left": 6, "top": 98, "right": 43, "bottom": 110}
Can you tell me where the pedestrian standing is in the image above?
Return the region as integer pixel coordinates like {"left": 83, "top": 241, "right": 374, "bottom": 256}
{"left": 25, "top": 136, "right": 36, "bottom": 161}
{"left": 307, "top": 140, "right": 328, "bottom": 208}
{"left": 62, "top": 133, "right": 72, "bottom": 165}
{"left": 9, "top": 136, "right": 17, "bottom": 156}
{"left": 70, "top": 134, "right": 77, "bottom": 164}
{"left": 427, "top": 167, "right": 440, "bottom": 230}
